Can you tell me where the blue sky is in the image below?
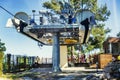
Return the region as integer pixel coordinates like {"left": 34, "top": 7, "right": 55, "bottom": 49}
{"left": 98, "top": 0, "right": 120, "bottom": 37}
{"left": 0, "top": 0, "right": 120, "bottom": 57}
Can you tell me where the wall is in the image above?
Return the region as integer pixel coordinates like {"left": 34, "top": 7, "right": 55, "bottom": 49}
{"left": 98, "top": 54, "right": 112, "bottom": 68}
{"left": 60, "top": 45, "right": 68, "bottom": 68}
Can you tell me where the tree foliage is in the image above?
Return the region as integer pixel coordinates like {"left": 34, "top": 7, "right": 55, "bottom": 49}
{"left": 95, "top": 4, "right": 110, "bottom": 21}
{"left": 91, "top": 25, "right": 106, "bottom": 49}
{"left": 0, "top": 39, "right": 6, "bottom": 52}
{"left": 43, "top": 0, "right": 61, "bottom": 13}
{"left": 0, "top": 39, "right": 6, "bottom": 76}
{"left": 86, "top": 24, "right": 111, "bottom": 53}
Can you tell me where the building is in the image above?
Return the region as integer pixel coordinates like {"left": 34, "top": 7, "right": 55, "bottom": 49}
{"left": 103, "top": 37, "right": 120, "bottom": 55}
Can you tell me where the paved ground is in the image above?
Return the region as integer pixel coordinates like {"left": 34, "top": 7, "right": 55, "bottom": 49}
{"left": 0, "top": 78, "right": 12, "bottom": 80}
{"left": 13, "top": 67, "right": 103, "bottom": 80}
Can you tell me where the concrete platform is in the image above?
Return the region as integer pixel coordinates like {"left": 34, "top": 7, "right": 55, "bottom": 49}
{"left": 61, "top": 67, "right": 103, "bottom": 73}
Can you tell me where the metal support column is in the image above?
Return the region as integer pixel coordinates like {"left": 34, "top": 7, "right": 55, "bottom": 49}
{"left": 52, "top": 32, "right": 61, "bottom": 72}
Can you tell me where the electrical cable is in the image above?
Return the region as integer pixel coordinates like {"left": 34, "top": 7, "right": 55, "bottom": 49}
{"left": 0, "top": 5, "right": 45, "bottom": 46}
{"left": 0, "top": 5, "right": 22, "bottom": 21}
{"left": 0, "top": 5, "right": 15, "bottom": 17}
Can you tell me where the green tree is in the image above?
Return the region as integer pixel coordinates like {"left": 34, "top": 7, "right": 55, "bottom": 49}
{"left": 85, "top": 3, "right": 110, "bottom": 53}
{"left": 85, "top": 24, "right": 111, "bottom": 54}
{"left": 90, "top": 25, "right": 108, "bottom": 51}
{"left": 43, "top": 0, "right": 110, "bottom": 53}
{"left": 0, "top": 39, "right": 6, "bottom": 76}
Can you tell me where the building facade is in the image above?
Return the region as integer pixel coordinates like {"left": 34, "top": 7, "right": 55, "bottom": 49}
{"left": 103, "top": 37, "right": 120, "bottom": 55}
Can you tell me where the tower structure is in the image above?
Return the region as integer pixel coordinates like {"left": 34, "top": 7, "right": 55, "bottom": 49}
{"left": 3, "top": 1, "right": 96, "bottom": 72}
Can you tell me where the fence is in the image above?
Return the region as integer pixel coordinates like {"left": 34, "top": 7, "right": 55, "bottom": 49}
{"left": 3, "top": 54, "right": 52, "bottom": 73}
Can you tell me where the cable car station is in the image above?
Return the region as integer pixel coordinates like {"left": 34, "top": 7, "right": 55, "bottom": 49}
{"left": 1, "top": 1, "right": 96, "bottom": 72}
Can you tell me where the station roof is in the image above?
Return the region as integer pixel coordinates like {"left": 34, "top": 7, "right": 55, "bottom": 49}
{"left": 105, "top": 37, "right": 120, "bottom": 43}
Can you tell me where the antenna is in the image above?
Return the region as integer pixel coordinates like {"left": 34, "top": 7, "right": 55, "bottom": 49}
{"left": 32, "top": 10, "right": 36, "bottom": 20}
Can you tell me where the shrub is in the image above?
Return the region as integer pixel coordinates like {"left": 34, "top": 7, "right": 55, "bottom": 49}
{"left": 0, "top": 51, "right": 4, "bottom": 76}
